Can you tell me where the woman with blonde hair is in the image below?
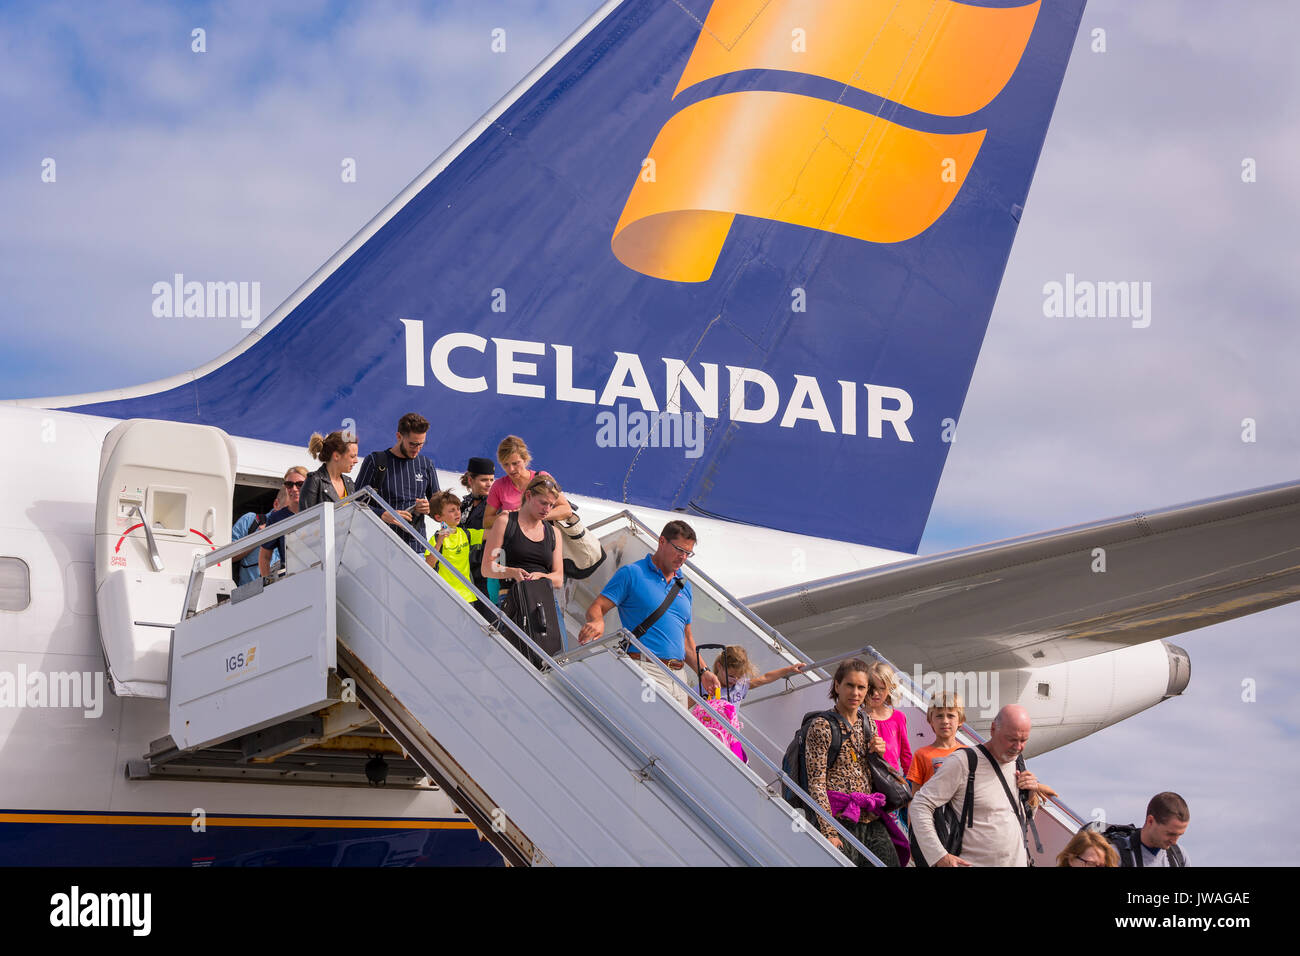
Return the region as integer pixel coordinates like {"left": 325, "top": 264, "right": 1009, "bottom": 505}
{"left": 481, "top": 474, "right": 565, "bottom": 594}
{"left": 864, "top": 660, "right": 911, "bottom": 779}
{"left": 1057, "top": 828, "right": 1119, "bottom": 867}
{"left": 299, "top": 431, "right": 358, "bottom": 510}
{"left": 482, "top": 435, "right": 572, "bottom": 529}
{"left": 691, "top": 644, "right": 805, "bottom": 764}
{"left": 864, "top": 659, "right": 912, "bottom": 843}
{"left": 709, "top": 645, "right": 805, "bottom": 704}
{"left": 482, "top": 475, "right": 567, "bottom": 664}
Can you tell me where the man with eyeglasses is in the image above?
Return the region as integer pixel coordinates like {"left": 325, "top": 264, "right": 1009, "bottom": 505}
{"left": 578, "top": 520, "right": 719, "bottom": 707}
{"left": 257, "top": 466, "right": 309, "bottom": 578}
{"left": 356, "top": 412, "right": 440, "bottom": 554}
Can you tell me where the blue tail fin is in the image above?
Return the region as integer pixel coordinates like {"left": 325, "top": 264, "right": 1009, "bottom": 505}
{"left": 60, "top": 0, "right": 1086, "bottom": 552}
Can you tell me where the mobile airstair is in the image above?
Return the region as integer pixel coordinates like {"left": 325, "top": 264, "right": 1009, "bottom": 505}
{"left": 163, "top": 492, "right": 873, "bottom": 866}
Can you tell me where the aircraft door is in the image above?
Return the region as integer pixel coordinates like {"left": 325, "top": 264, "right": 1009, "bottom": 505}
{"left": 94, "top": 419, "right": 237, "bottom": 698}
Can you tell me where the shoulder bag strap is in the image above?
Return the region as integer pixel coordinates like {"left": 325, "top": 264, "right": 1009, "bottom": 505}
{"left": 961, "top": 748, "right": 978, "bottom": 830}
{"left": 1016, "top": 754, "right": 1044, "bottom": 853}
{"left": 819, "top": 711, "right": 846, "bottom": 772}
{"left": 948, "top": 748, "right": 978, "bottom": 857}
{"left": 978, "top": 745, "right": 1025, "bottom": 826}
{"left": 365, "top": 449, "right": 391, "bottom": 501}
{"left": 977, "top": 749, "right": 1034, "bottom": 868}
{"left": 631, "top": 576, "right": 684, "bottom": 638}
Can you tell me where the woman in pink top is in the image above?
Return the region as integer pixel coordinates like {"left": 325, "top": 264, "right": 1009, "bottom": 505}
{"left": 865, "top": 660, "right": 912, "bottom": 775}
{"left": 865, "top": 660, "right": 912, "bottom": 837}
{"left": 482, "top": 435, "right": 573, "bottom": 529}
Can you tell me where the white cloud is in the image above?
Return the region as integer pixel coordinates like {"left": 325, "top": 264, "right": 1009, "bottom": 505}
{"left": 0, "top": 0, "right": 600, "bottom": 396}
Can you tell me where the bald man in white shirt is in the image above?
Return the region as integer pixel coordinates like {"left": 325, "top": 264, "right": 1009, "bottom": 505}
{"left": 911, "top": 704, "right": 1040, "bottom": 867}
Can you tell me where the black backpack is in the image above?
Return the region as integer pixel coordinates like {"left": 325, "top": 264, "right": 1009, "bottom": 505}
{"left": 910, "top": 748, "right": 978, "bottom": 867}
{"left": 781, "top": 710, "right": 850, "bottom": 820}
{"left": 1103, "top": 824, "right": 1186, "bottom": 867}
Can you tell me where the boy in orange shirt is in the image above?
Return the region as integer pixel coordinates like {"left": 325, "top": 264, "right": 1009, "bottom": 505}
{"left": 907, "top": 692, "right": 964, "bottom": 791}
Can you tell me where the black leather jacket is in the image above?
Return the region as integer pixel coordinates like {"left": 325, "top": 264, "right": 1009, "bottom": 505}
{"left": 300, "top": 463, "right": 356, "bottom": 511}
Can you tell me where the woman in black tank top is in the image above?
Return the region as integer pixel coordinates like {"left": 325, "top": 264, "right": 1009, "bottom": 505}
{"left": 480, "top": 474, "right": 564, "bottom": 594}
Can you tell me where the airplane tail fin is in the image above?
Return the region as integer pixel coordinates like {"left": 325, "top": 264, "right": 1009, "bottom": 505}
{"left": 41, "top": 0, "right": 1087, "bottom": 552}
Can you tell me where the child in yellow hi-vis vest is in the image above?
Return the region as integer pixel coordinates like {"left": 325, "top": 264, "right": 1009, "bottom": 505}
{"left": 425, "top": 491, "right": 493, "bottom": 622}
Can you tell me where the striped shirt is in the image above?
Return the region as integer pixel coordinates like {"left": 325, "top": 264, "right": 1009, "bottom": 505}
{"left": 356, "top": 449, "right": 440, "bottom": 553}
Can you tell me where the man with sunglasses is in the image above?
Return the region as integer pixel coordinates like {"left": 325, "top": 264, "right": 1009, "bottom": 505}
{"left": 257, "top": 466, "right": 309, "bottom": 577}
{"left": 578, "top": 520, "right": 719, "bottom": 707}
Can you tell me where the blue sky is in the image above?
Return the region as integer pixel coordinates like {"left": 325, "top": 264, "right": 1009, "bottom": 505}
{"left": 3, "top": 0, "right": 1298, "bottom": 864}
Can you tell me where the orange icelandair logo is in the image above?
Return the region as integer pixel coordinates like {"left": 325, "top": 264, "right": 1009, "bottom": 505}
{"left": 612, "top": 0, "right": 1040, "bottom": 282}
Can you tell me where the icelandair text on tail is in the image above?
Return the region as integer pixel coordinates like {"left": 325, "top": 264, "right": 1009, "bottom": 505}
{"left": 400, "top": 321, "right": 915, "bottom": 440}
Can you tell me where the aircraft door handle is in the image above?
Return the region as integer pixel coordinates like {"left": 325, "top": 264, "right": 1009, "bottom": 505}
{"left": 130, "top": 505, "right": 166, "bottom": 572}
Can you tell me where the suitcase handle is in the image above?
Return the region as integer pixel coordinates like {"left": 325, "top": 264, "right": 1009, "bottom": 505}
{"left": 694, "top": 643, "right": 730, "bottom": 698}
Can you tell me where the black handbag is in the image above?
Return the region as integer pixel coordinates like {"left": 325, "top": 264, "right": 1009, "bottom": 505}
{"left": 865, "top": 715, "right": 913, "bottom": 813}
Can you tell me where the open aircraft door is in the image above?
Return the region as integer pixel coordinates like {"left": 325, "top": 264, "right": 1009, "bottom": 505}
{"left": 94, "top": 419, "right": 237, "bottom": 698}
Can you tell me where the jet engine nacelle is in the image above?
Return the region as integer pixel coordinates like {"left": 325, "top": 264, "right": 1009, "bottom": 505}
{"left": 945, "top": 640, "right": 1190, "bottom": 757}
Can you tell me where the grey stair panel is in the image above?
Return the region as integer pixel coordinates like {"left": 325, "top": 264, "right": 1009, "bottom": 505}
{"left": 333, "top": 506, "right": 808, "bottom": 864}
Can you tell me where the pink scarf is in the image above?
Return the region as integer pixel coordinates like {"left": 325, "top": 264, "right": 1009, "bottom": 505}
{"left": 826, "top": 790, "right": 911, "bottom": 866}
{"left": 827, "top": 789, "right": 885, "bottom": 823}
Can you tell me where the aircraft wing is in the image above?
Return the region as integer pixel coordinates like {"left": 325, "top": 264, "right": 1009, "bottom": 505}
{"left": 745, "top": 480, "right": 1300, "bottom": 672}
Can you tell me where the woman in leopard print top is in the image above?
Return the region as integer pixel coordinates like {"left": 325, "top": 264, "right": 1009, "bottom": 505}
{"left": 804, "top": 659, "right": 901, "bottom": 866}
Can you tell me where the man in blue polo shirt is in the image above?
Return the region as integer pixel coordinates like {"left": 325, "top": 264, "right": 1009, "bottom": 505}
{"left": 578, "top": 520, "right": 719, "bottom": 707}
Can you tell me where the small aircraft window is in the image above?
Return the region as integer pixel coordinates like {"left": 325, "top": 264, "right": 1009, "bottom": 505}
{"left": 0, "top": 557, "right": 31, "bottom": 611}
{"left": 150, "top": 489, "right": 188, "bottom": 534}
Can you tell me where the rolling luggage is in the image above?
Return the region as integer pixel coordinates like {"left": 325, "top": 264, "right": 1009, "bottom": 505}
{"left": 498, "top": 578, "right": 565, "bottom": 668}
